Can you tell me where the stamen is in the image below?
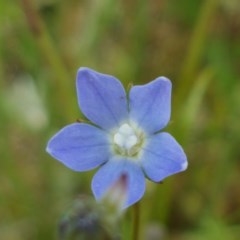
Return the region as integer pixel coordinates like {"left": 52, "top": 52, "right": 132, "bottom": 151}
{"left": 112, "top": 123, "right": 144, "bottom": 157}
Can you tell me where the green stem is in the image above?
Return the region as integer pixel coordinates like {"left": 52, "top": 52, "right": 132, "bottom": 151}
{"left": 132, "top": 201, "right": 141, "bottom": 240}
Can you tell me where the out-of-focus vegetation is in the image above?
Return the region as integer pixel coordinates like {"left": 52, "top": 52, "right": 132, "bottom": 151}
{"left": 1, "top": 0, "right": 240, "bottom": 239}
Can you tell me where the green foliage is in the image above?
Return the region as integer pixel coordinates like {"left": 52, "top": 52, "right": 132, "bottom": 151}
{"left": 1, "top": 0, "right": 240, "bottom": 239}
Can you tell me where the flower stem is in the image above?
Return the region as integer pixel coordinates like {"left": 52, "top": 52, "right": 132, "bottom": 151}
{"left": 132, "top": 201, "right": 141, "bottom": 240}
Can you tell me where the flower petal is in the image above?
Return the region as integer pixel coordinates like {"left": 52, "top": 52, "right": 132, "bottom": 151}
{"left": 46, "top": 123, "right": 110, "bottom": 171}
{"left": 141, "top": 132, "right": 187, "bottom": 182}
{"left": 129, "top": 77, "right": 171, "bottom": 133}
{"left": 77, "top": 67, "right": 128, "bottom": 130}
{"left": 91, "top": 158, "right": 145, "bottom": 208}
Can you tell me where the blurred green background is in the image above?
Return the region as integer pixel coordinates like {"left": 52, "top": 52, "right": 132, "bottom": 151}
{"left": 1, "top": 0, "right": 240, "bottom": 239}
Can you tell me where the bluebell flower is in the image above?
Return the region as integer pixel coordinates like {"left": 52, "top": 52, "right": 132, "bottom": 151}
{"left": 46, "top": 67, "right": 187, "bottom": 208}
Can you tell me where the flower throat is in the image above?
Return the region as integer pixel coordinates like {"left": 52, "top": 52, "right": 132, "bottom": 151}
{"left": 112, "top": 123, "right": 144, "bottom": 157}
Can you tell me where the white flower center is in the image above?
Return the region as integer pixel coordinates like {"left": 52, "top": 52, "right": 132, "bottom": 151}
{"left": 112, "top": 123, "right": 144, "bottom": 157}
{"left": 113, "top": 123, "right": 138, "bottom": 150}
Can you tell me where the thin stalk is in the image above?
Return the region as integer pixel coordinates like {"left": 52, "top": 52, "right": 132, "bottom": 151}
{"left": 132, "top": 201, "right": 141, "bottom": 240}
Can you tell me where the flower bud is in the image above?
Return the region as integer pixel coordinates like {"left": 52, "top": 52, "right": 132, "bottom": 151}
{"left": 101, "top": 173, "right": 128, "bottom": 215}
{"left": 58, "top": 195, "right": 120, "bottom": 240}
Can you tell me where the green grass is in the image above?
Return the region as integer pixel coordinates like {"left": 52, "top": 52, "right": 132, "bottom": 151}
{"left": 1, "top": 0, "right": 240, "bottom": 239}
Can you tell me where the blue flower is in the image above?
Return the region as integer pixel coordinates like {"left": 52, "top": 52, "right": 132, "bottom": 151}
{"left": 46, "top": 67, "right": 187, "bottom": 208}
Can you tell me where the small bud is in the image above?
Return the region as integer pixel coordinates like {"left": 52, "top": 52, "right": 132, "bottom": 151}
{"left": 101, "top": 173, "right": 128, "bottom": 215}
{"left": 127, "top": 82, "right": 133, "bottom": 91}
{"left": 58, "top": 195, "right": 120, "bottom": 240}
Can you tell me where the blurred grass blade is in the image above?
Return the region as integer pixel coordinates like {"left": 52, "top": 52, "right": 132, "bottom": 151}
{"left": 181, "top": 68, "right": 213, "bottom": 135}
{"left": 177, "top": 0, "right": 218, "bottom": 102}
